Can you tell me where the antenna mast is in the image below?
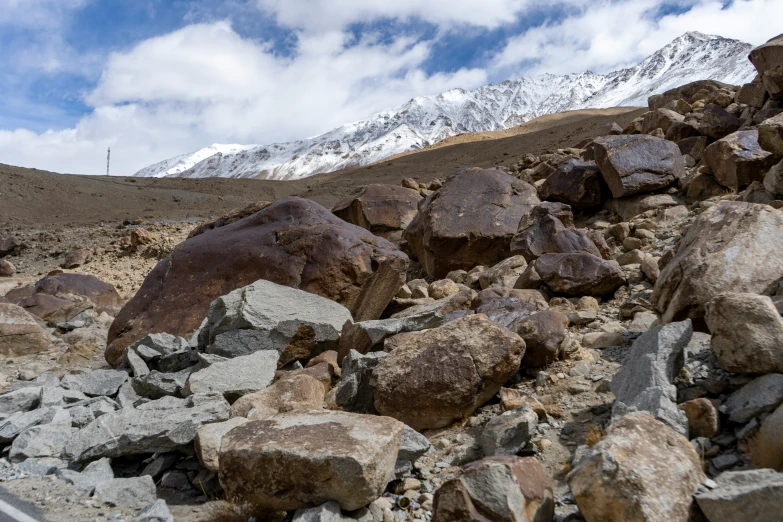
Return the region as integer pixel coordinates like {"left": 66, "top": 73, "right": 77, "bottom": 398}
{"left": 106, "top": 147, "right": 111, "bottom": 176}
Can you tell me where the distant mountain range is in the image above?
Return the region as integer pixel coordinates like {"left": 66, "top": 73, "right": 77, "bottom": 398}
{"left": 133, "top": 32, "right": 756, "bottom": 181}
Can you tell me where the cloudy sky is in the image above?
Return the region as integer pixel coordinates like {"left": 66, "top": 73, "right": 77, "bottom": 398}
{"left": 0, "top": 0, "right": 779, "bottom": 176}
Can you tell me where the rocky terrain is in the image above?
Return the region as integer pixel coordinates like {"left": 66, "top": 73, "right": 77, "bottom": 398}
{"left": 1, "top": 32, "right": 783, "bottom": 522}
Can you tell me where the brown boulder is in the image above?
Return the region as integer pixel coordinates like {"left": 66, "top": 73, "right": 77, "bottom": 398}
{"left": 737, "top": 82, "right": 768, "bottom": 108}
{"left": 6, "top": 273, "right": 123, "bottom": 317}
{"left": 703, "top": 129, "right": 777, "bottom": 190}
{"left": 516, "top": 253, "right": 625, "bottom": 297}
{"left": 665, "top": 121, "right": 700, "bottom": 142}
{"left": 759, "top": 112, "right": 783, "bottom": 156}
{"left": 130, "top": 228, "right": 156, "bottom": 247}
{"left": 677, "top": 135, "right": 709, "bottom": 162}
{"left": 188, "top": 201, "right": 271, "bottom": 238}
{"left": 230, "top": 373, "right": 326, "bottom": 418}
{"left": 567, "top": 412, "right": 705, "bottom": 522}
{"left": 699, "top": 104, "right": 741, "bottom": 140}
{"left": 0, "top": 236, "right": 21, "bottom": 257}
{"left": 61, "top": 248, "right": 91, "bottom": 269}
{"left": 652, "top": 201, "right": 783, "bottom": 325}
{"left": 0, "top": 303, "right": 52, "bottom": 357}
{"left": 471, "top": 288, "right": 549, "bottom": 328}
{"left": 404, "top": 168, "right": 540, "bottom": 278}
{"left": 432, "top": 456, "right": 554, "bottom": 522}
{"left": 106, "top": 197, "right": 408, "bottom": 367}
{"left": 593, "top": 135, "right": 685, "bottom": 198}
{"left": 641, "top": 108, "right": 684, "bottom": 134}
{"left": 648, "top": 80, "right": 733, "bottom": 110}
{"left": 371, "top": 314, "right": 524, "bottom": 430}
{"left": 510, "top": 310, "right": 569, "bottom": 367}
{"left": 510, "top": 203, "right": 601, "bottom": 262}
{"left": 749, "top": 32, "right": 783, "bottom": 100}
{"left": 332, "top": 184, "right": 421, "bottom": 240}
{"left": 538, "top": 160, "right": 608, "bottom": 208}
{"left": 0, "top": 259, "right": 14, "bottom": 277}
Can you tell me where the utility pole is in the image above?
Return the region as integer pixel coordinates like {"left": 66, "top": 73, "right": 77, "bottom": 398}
{"left": 106, "top": 147, "right": 111, "bottom": 176}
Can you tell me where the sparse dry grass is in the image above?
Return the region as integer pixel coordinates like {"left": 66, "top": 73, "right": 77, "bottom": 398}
{"left": 585, "top": 424, "right": 604, "bottom": 447}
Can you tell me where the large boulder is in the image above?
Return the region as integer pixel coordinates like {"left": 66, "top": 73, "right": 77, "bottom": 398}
{"left": 749, "top": 32, "right": 783, "bottom": 100}
{"left": 648, "top": 80, "right": 733, "bottom": 110}
{"left": 471, "top": 288, "right": 549, "bottom": 328}
{"left": 403, "top": 168, "right": 540, "bottom": 278}
{"left": 106, "top": 197, "right": 408, "bottom": 366}
{"left": 371, "top": 314, "right": 524, "bottom": 430}
{"left": 567, "top": 412, "right": 705, "bottom": 522}
{"left": 652, "top": 201, "right": 783, "bottom": 325}
{"left": 0, "top": 303, "right": 52, "bottom": 357}
{"left": 515, "top": 253, "right": 625, "bottom": 297}
{"left": 6, "top": 273, "right": 123, "bottom": 316}
{"left": 703, "top": 130, "right": 777, "bottom": 190}
{"left": 199, "top": 279, "right": 353, "bottom": 367}
{"left": 538, "top": 160, "right": 608, "bottom": 208}
{"left": 641, "top": 108, "right": 684, "bottom": 134}
{"left": 611, "top": 320, "right": 693, "bottom": 435}
{"left": 331, "top": 184, "right": 421, "bottom": 240}
{"left": 705, "top": 293, "right": 783, "bottom": 374}
{"left": 184, "top": 351, "right": 280, "bottom": 402}
{"left": 759, "top": 112, "right": 783, "bottom": 156}
{"left": 218, "top": 410, "right": 404, "bottom": 511}
{"left": 432, "top": 456, "right": 554, "bottom": 522}
{"left": 510, "top": 203, "right": 600, "bottom": 262}
{"left": 695, "top": 469, "right": 783, "bottom": 522}
{"left": 509, "top": 310, "right": 569, "bottom": 367}
{"left": 699, "top": 104, "right": 741, "bottom": 140}
{"left": 592, "top": 135, "right": 685, "bottom": 198}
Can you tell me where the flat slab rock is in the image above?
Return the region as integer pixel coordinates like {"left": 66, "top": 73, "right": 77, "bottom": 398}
{"left": 219, "top": 410, "right": 405, "bottom": 512}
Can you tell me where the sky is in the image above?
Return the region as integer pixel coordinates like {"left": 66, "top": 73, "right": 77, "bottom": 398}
{"left": 0, "top": 0, "right": 780, "bottom": 176}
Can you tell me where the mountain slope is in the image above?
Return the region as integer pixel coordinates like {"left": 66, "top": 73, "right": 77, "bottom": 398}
{"left": 134, "top": 32, "right": 755, "bottom": 181}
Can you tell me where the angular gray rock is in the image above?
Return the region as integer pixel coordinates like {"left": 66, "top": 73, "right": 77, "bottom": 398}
{"left": 65, "top": 393, "right": 230, "bottom": 462}
{"left": 57, "top": 457, "right": 114, "bottom": 494}
{"left": 134, "top": 499, "right": 175, "bottom": 522}
{"left": 78, "top": 369, "right": 128, "bottom": 397}
{"left": 65, "top": 397, "right": 120, "bottom": 428}
{"left": 9, "top": 414, "right": 75, "bottom": 463}
{"left": 184, "top": 350, "right": 279, "bottom": 402}
{"left": 130, "top": 333, "right": 190, "bottom": 360}
{"left": 200, "top": 279, "right": 353, "bottom": 366}
{"left": 395, "top": 424, "right": 431, "bottom": 477}
{"left": 335, "top": 350, "right": 386, "bottom": 413}
{"left": 723, "top": 373, "right": 783, "bottom": 424}
{"left": 95, "top": 476, "right": 157, "bottom": 509}
{"left": 611, "top": 320, "right": 693, "bottom": 435}
{"left": 0, "top": 407, "right": 60, "bottom": 443}
{"left": 132, "top": 367, "right": 194, "bottom": 399}
{"left": 292, "top": 501, "right": 353, "bottom": 522}
{"left": 695, "top": 469, "right": 783, "bottom": 522}
{"left": 479, "top": 407, "right": 538, "bottom": 456}
{"left": 515, "top": 253, "right": 625, "bottom": 297}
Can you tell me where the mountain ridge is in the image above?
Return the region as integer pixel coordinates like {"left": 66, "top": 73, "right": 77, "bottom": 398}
{"left": 133, "top": 32, "right": 755, "bottom": 181}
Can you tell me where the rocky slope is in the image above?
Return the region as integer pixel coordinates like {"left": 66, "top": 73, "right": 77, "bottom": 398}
{"left": 134, "top": 32, "right": 755, "bottom": 181}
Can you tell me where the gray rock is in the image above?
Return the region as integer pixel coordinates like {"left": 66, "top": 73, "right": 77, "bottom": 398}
{"left": 140, "top": 453, "right": 179, "bottom": 480}
{"left": 293, "top": 501, "right": 351, "bottom": 522}
{"left": 16, "top": 457, "right": 67, "bottom": 477}
{"left": 723, "top": 374, "right": 783, "bottom": 424}
{"left": 0, "top": 407, "right": 60, "bottom": 443}
{"left": 611, "top": 320, "right": 692, "bottom": 435}
{"left": 65, "top": 393, "right": 229, "bottom": 462}
{"left": 66, "top": 397, "right": 120, "bottom": 428}
{"left": 335, "top": 350, "right": 386, "bottom": 413}
{"left": 9, "top": 412, "right": 74, "bottom": 463}
{"left": 95, "top": 476, "right": 157, "bottom": 509}
{"left": 124, "top": 348, "right": 150, "bottom": 378}
{"left": 395, "top": 424, "right": 431, "bottom": 477}
{"left": 116, "top": 380, "right": 144, "bottom": 409}
{"left": 134, "top": 499, "right": 175, "bottom": 522}
{"left": 695, "top": 469, "right": 783, "bottom": 522}
{"left": 133, "top": 367, "right": 195, "bottom": 399}
{"left": 201, "top": 279, "right": 353, "bottom": 366}
{"left": 130, "top": 333, "right": 190, "bottom": 360}
{"left": 184, "top": 350, "right": 279, "bottom": 402}
{"left": 78, "top": 369, "right": 128, "bottom": 397}
{"left": 154, "top": 349, "right": 195, "bottom": 373}
{"left": 40, "top": 386, "right": 89, "bottom": 407}
{"left": 479, "top": 407, "right": 538, "bottom": 456}
{"left": 57, "top": 457, "right": 114, "bottom": 493}
{"left": 0, "top": 387, "right": 41, "bottom": 417}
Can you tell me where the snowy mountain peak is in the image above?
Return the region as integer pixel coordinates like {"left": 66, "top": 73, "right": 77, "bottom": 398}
{"left": 134, "top": 33, "right": 755, "bottom": 181}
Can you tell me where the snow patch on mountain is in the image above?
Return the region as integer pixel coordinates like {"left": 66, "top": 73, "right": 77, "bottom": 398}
{"left": 134, "top": 32, "right": 756, "bottom": 181}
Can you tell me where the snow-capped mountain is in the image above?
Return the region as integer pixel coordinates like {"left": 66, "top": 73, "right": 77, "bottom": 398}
{"left": 134, "top": 32, "right": 756, "bottom": 181}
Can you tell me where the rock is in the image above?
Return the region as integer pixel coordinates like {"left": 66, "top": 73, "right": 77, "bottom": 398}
{"left": 567, "top": 412, "right": 705, "bottom": 522}
{"left": 0, "top": 408, "right": 60, "bottom": 443}
{"left": 724, "top": 373, "right": 783, "bottom": 424}
{"left": 498, "top": 389, "right": 546, "bottom": 418}
{"left": 471, "top": 288, "right": 549, "bottom": 328}
{"left": 703, "top": 130, "right": 777, "bottom": 190}
{"left": 705, "top": 293, "right": 783, "bottom": 374}
{"left": 611, "top": 320, "right": 692, "bottom": 435}
{"left": 648, "top": 80, "right": 732, "bottom": 110}
{"left": 395, "top": 424, "right": 431, "bottom": 476}
{"left": 593, "top": 135, "right": 684, "bottom": 198}
{"left": 516, "top": 253, "right": 625, "bottom": 297}
{"left": 65, "top": 393, "right": 230, "bottom": 462}
{"left": 371, "top": 315, "right": 524, "bottom": 430}
{"left": 538, "top": 159, "right": 608, "bottom": 208}
{"left": 135, "top": 499, "right": 175, "bottom": 522}
{"left": 130, "top": 228, "right": 156, "bottom": 247}
{"left": 640, "top": 253, "right": 659, "bottom": 283}
{"left": 129, "top": 333, "right": 190, "bottom": 361}
{"left": 0, "top": 236, "right": 21, "bottom": 257}
{"left": 0, "top": 387, "right": 42, "bottom": 417}
{"left": 231, "top": 373, "right": 325, "bottom": 418}
{"left": 737, "top": 82, "right": 769, "bottom": 107}
{"left": 132, "top": 368, "right": 192, "bottom": 399}
{"left": 629, "top": 312, "right": 658, "bottom": 332}
{"left": 200, "top": 279, "right": 353, "bottom": 367}
{"left": 665, "top": 121, "right": 700, "bottom": 142}
{"left": 185, "top": 351, "right": 279, "bottom": 402}
{"left": 510, "top": 204, "right": 600, "bottom": 262}
{"left": 78, "top": 369, "right": 128, "bottom": 397}
{"left": 292, "top": 501, "right": 352, "bottom": 522}
{"left": 10, "top": 273, "right": 123, "bottom": 316}
{"left": 652, "top": 201, "right": 783, "bottom": 325}
{"left": 332, "top": 184, "right": 421, "bottom": 240}
{"left": 428, "top": 279, "right": 460, "bottom": 299}
{"left": 95, "top": 476, "right": 157, "bottom": 509}
{"left": 187, "top": 201, "right": 272, "bottom": 238}
{"left": 509, "top": 310, "right": 569, "bottom": 367}
{"left": 695, "top": 469, "right": 783, "bottom": 522}
{"left": 335, "top": 351, "right": 385, "bottom": 414}
{"left": 58, "top": 457, "right": 114, "bottom": 494}
{"left": 642, "top": 108, "right": 684, "bottom": 134}
{"left": 605, "top": 193, "right": 682, "bottom": 221}
{"left": 749, "top": 32, "right": 783, "bottom": 100}
{"left": 106, "top": 197, "right": 408, "bottom": 366}
{"left": 479, "top": 407, "right": 538, "bottom": 456}
{"left": 759, "top": 113, "right": 783, "bottom": 156}
{"left": 195, "top": 418, "right": 249, "bottom": 472}
{"left": 0, "top": 259, "right": 14, "bottom": 277}
{"left": 403, "top": 167, "right": 540, "bottom": 278}
{"left": 700, "top": 104, "right": 741, "bottom": 139}
{"left": 478, "top": 256, "right": 528, "bottom": 289}
{"left": 751, "top": 401, "right": 783, "bottom": 470}
{"left": 219, "top": 410, "right": 404, "bottom": 511}
{"left": 432, "top": 456, "right": 554, "bottom": 522}
{"left": 0, "top": 304, "right": 52, "bottom": 357}
{"left": 679, "top": 398, "right": 719, "bottom": 439}
{"left": 764, "top": 160, "right": 783, "bottom": 196}
{"left": 8, "top": 412, "right": 73, "bottom": 462}
{"left": 61, "top": 248, "right": 91, "bottom": 268}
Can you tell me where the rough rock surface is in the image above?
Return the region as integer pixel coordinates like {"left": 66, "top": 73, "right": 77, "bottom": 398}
{"left": 218, "top": 410, "right": 404, "bottom": 511}
{"left": 695, "top": 469, "right": 783, "bottom": 522}
{"left": 567, "top": 412, "right": 705, "bottom": 522}
{"left": 516, "top": 253, "right": 625, "bottom": 297}
{"left": 749, "top": 32, "right": 783, "bottom": 100}
{"left": 510, "top": 310, "right": 569, "bottom": 367}
{"left": 331, "top": 184, "right": 421, "bottom": 240}
{"left": 538, "top": 160, "right": 608, "bottom": 208}
{"left": 106, "top": 197, "right": 408, "bottom": 366}
{"left": 371, "top": 314, "right": 524, "bottom": 430}
{"left": 404, "top": 168, "right": 540, "bottom": 278}
{"left": 0, "top": 303, "right": 52, "bottom": 357}
{"left": 184, "top": 351, "right": 280, "bottom": 402}
{"left": 759, "top": 113, "right": 783, "bottom": 156}
{"left": 703, "top": 130, "right": 777, "bottom": 190}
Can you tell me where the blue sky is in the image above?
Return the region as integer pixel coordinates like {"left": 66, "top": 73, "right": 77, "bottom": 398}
{"left": 0, "top": 0, "right": 779, "bottom": 175}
